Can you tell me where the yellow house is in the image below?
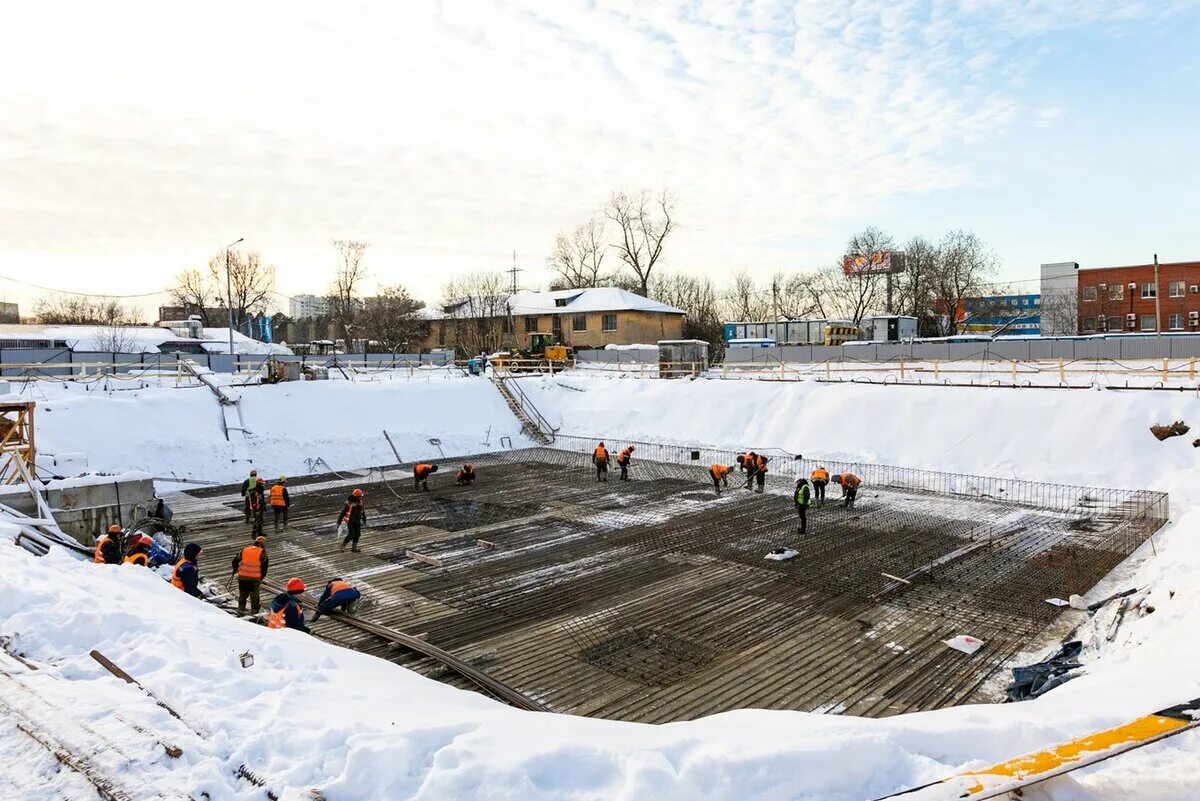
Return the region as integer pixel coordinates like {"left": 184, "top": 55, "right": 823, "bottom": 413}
{"left": 424, "top": 288, "right": 685, "bottom": 354}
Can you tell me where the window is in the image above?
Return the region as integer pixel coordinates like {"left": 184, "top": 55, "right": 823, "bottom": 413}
{"left": 502, "top": 316, "right": 514, "bottom": 334}
{"left": 1033, "top": 297, "right": 1041, "bottom": 306}
{"left": 1082, "top": 317, "right": 1096, "bottom": 333}
{"left": 602, "top": 313, "right": 617, "bottom": 332}
{"left": 572, "top": 314, "right": 587, "bottom": 332}
{"left": 1081, "top": 286, "right": 1097, "bottom": 302}
{"left": 1021, "top": 298, "right": 1029, "bottom": 307}
{"left": 1169, "top": 313, "right": 1184, "bottom": 330}
{"left": 1140, "top": 314, "right": 1157, "bottom": 331}
{"left": 524, "top": 316, "right": 538, "bottom": 333}
{"left": 1108, "top": 284, "right": 1123, "bottom": 301}
{"left": 551, "top": 315, "right": 562, "bottom": 334}
{"left": 1170, "top": 281, "right": 1185, "bottom": 298}
{"left": 554, "top": 298, "right": 568, "bottom": 307}
{"left": 1142, "top": 283, "right": 1157, "bottom": 299}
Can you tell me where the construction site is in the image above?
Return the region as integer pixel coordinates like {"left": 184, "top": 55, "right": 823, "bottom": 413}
{"left": 171, "top": 433, "right": 1169, "bottom": 722}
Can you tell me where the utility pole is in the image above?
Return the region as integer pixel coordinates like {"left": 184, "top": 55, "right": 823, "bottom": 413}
{"left": 1153, "top": 253, "right": 1162, "bottom": 336}
{"left": 508, "top": 251, "right": 522, "bottom": 295}
{"left": 225, "top": 238, "right": 244, "bottom": 358}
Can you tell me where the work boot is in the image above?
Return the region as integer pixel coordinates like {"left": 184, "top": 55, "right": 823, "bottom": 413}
{"left": 339, "top": 541, "right": 347, "bottom": 552}
{"left": 351, "top": 545, "right": 361, "bottom": 553}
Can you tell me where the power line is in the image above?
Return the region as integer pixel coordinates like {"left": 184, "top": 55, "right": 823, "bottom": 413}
{"left": 0, "top": 273, "right": 170, "bottom": 299}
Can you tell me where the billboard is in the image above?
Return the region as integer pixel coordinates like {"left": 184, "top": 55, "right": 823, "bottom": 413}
{"left": 842, "top": 250, "right": 901, "bottom": 275}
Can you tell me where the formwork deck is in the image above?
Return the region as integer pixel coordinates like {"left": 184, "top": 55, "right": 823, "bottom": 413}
{"left": 174, "top": 448, "right": 1163, "bottom": 722}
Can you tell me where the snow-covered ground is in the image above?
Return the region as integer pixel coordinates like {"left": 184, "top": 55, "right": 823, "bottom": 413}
{"left": 2, "top": 371, "right": 1199, "bottom": 800}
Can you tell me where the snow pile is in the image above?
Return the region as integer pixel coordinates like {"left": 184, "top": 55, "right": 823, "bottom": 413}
{"left": 15, "top": 374, "right": 530, "bottom": 483}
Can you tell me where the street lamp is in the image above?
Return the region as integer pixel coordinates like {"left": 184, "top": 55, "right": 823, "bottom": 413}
{"left": 225, "top": 238, "right": 244, "bottom": 358}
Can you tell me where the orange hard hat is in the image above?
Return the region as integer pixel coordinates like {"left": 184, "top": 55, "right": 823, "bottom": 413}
{"left": 352, "top": 488, "right": 364, "bottom": 497}
{"left": 136, "top": 534, "right": 153, "bottom": 547}
{"left": 256, "top": 477, "right": 265, "bottom": 485}
{"left": 107, "top": 524, "right": 122, "bottom": 534}
{"left": 286, "top": 577, "right": 306, "bottom": 593}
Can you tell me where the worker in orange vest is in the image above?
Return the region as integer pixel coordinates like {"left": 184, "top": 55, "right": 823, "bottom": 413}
{"left": 93, "top": 524, "right": 123, "bottom": 565}
{"left": 738, "top": 451, "right": 759, "bottom": 489}
{"left": 751, "top": 453, "right": 769, "bottom": 493}
{"left": 709, "top": 464, "right": 734, "bottom": 494}
{"left": 231, "top": 536, "right": 269, "bottom": 616}
{"left": 269, "top": 476, "right": 290, "bottom": 533}
{"left": 268, "top": 577, "right": 310, "bottom": 632}
{"left": 593, "top": 442, "right": 610, "bottom": 482}
{"left": 834, "top": 473, "right": 861, "bottom": 508}
{"left": 337, "top": 489, "right": 366, "bottom": 552}
{"left": 810, "top": 466, "right": 830, "bottom": 506}
{"left": 310, "top": 578, "right": 361, "bottom": 622}
{"left": 124, "top": 534, "right": 153, "bottom": 567}
{"left": 171, "top": 543, "right": 203, "bottom": 597}
{"left": 456, "top": 463, "right": 476, "bottom": 486}
{"left": 414, "top": 462, "right": 438, "bottom": 492}
{"left": 616, "top": 446, "right": 635, "bottom": 481}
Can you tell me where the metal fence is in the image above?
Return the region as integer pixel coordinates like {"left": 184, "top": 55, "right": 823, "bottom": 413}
{"left": 724, "top": 334, "right": 1200, "bottom": 365}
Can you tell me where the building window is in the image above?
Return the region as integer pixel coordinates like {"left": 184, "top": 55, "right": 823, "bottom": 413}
{"left": 1082, "top": 317, "right": 1096, "bottom": 333}
{"left": 1108, "top": 285, "right": 1123, "bottom": 301}
{"left": 1170, "top": 281, "right": 1185, "bottom": 298}
{"left": 502, "top": 316, "right": 514, "bottom": 334}
{"left": 524, "top": 316, "right": 538, "bottom": 333}
{"left": 602, "top": 314, "right": 617, "bottom": 332}
{"left": 1142, "top": 283, "right": 1157, "bottom": 299}
{"left": 554, "top": 298, "right": 568, "bottom": 307}
{"left": 1033, "top": 298, "right": 1041, "bottom": 306}
{"left": 552, "top": 315, "right": 562, "bottom": 334}
{"left": 1140, "top": 314, "right": 1157, "bottom": 331}
{"left": 1081, "top": 286, "right": 1097, "bottom": 302}
{"left": 572, "top": 314, "right": 587, "bottom": 332}
{"left": 1169, "top": 313, "right": 1184, "bottom": 330}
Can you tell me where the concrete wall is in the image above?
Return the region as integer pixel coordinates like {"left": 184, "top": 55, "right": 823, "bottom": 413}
{"left": 1, "top": 475, "right": 157, "bottom": 544}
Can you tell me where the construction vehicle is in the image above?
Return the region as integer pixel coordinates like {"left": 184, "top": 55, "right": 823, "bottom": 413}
{"left": 490, "top": 333, "right": 573, "bottom": 373}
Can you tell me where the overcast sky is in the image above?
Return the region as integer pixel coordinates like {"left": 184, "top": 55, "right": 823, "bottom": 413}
{"left": 2, "top": 0, "right": 1198, "bottom": 314}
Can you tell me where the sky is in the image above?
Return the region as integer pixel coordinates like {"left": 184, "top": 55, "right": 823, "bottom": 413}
{"left": 1, "top": 0, "right": 1199, "bottom": 316}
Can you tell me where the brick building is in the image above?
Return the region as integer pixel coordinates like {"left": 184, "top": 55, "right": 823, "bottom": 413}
{"left": 425, "top": 287, "right": 685, "bottom": 354}
{"left": 1076, "top": 260, "right": 1200, "bottom": 334}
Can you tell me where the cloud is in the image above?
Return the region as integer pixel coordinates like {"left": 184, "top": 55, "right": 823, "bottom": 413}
{"left": 0, "top": 0, "right": 1195, "bottom": 303}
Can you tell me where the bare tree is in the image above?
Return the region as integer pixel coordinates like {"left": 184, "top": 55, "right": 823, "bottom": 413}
{"left": 168, "top": 267, "right": 220, "bottom": 325}
{"left": 326, "top": 240, "right": 368, "bottom": 352}
{"left": 207, "top": 249, "right": 275, "bottom": 330}
{"left": 605, "top": 189, "right": 675, "bottom": 296}
{"left": 440, "top": 271, "right": 513, "bottom": 357}
{"left": 91, "top": 325, "right": 138, "bottom": 352}
{"left": 359, "top": 285, "right": 427, "bottom": 353}
{"left": 650, "top": 272, "right": 724, "bottom": 360}
{"left": 548, "top": 216, "right": 609, "bottom": 289}
{"left": 807, "top": 227, "right": 894, "bottom": 326}
{"left": 770, "top": 271, "right": 821, "bottom": 320}
{"left": 724, "top": 271, "right": 772, "bottom": 322}
{"left": 892, "top": 235, "right": 940, "bottom": 335}
{"left": 32, "top": 295, "right": 143, "bottom": 326}
{"left": 929, "top": 230, "right": 999, "bottom": 336}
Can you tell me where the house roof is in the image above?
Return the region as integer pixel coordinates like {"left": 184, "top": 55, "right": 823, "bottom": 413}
{"left": 0, "top": 324, "right": 290, "bottom": 355}
{"left": 430, "top": 287, "right": 686, "bottom": 319}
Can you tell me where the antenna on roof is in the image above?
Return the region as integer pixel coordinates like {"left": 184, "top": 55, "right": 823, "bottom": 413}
{"left": 508, "top": 251, "right": 522, "bottom": 294}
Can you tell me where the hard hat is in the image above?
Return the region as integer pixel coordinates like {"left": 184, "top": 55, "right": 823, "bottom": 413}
{"left": 107, "top": 524, "right": 122, "bottom": 534}
{"left": 254, "top": 536, "right": 266, "bottom": 546}
{"left": 464, "top": 463, "right": 473, "bottom": 470}
{"left": 628, "top": 445, "right": 635, "bottom": 451}
{"left": 256, "top": 477, "right": 265, "bottom": 485}
{"left": 278, "top": 475, "right": 287, "bottom": 483}
{"left": 352, "top": 488, "right": 364, "bottom": 498}
{"left": 137, "top": 534, "right": 154, "bottom": 547}
{"left": 250, "top": 469, "right": 258, "bottom": 475}
{"left": 286, "top": 577, "right": 306, "bottom": 593}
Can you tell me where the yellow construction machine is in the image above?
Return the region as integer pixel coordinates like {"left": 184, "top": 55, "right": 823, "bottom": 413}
{"left": 491, "top": 332, "right": 573, "bottom": 373}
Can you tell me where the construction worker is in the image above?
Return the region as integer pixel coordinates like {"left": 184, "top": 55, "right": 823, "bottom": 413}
{"left": 593, "top": 442, "right": 610, "bottom": 482}
{"left": 240, "top": 469, "right": 259, "bottom": 522}
{"left": 310, "top": 577, "right": 361, "bottom": 622}
{"left": 171, "top": 543, "right": 203, "bottom": 598}
{"left": 414, "top": 462, "right": 438, "bottom": 491}
{"left": 93, "top": 524, "right": 123, "bottom": 565}
{"left": 710, "top": 463, "right": 734, "bottom": 494}
{"left": 269, "top": 476, "right": 290, "bottom": 532}
{"left": 456, "top": 463, "right": 476, "bottom": 486}
{"left": 248, "top": 477, "right": 266, "bottom": 537}
{"left": 794, "top": 478, "right": 811, "bottom": 534}
{"left": 811, "top": 466, "right": 829, "bottom": 506}
{"left": 231, "top": 536, "right": 269, "bottom": 616}
{"left": 752, "top": 453, "right": 769, "bottom": 493}
{"left": 616, "top": 446, "right": 634, "bottom": 481}
{"left": 834, "top": 472, "right": 861, "bottom": 508}
{"left": 740, "top": 451, "right": 759, "bottom": 489}
{"left": 124, "top": 534, "right": 153, "bottom": 566}
{"left": 267, "top": 577, "right": 310, "bottom": 633}
{"left": 337, "top": 489, "right": 366, "bottom": 552}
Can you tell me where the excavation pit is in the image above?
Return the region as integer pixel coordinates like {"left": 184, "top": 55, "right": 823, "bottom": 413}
{"left": 175, "top": 440, "right": 1167, "bottom": 722}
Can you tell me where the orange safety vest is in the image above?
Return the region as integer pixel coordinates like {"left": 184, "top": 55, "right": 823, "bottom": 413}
{"left": 415, "top": 463, "right": 434, "bottom": 479}
{"left": 811, "top": 468, "right": 829, "bottom": 482}
{"left": 125, "top": 552, "right": 149, "bottom": 567}
{"left": 842, "top": 474, "right": 861, "bottom": 489}
{"left": 93, "top": 535, "right": 111, "bottom": 564}
{"left": 267, "top": 598, "right": 300, "bottom": 629}
{"left": 269, "top": 485, "right": 287, "bottom": 507}
{"left": 593, "top": 446, "right": 608, "bottom": 461}
{"left": 755, "top": 454, "right": 768, "bottom": 473}
{"left": 171, "top": 559, "right": 189, "bottom": 590}
{"left": 617, "top": 448, "right": 632, "bottom": 465}
{"left": 710, "top": 464, "right": 730, "bottom": 479}
{"left": 327, "top": 579, "right": 352, "bottom": 596}
{"left": 237, "top": 545, "right": 264, "bottom": 580}
{"left": 739, "top": 453, "right": 752, "bottom": 470}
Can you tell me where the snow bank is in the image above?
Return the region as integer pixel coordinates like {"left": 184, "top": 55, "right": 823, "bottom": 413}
{"left": 15, "top": 375, "right": 529, "bottom": 484}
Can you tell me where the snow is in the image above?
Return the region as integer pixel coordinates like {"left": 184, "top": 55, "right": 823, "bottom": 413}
{"left": 0, "top": 323, "right": 288, "bottom": 355}
{"left": 2, "top": 370, "right": 1200, "bottom": 799}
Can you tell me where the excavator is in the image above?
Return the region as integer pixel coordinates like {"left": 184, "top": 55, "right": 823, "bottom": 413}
{"left": 490, "top": 332, "right": 573, "bottom": 373}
